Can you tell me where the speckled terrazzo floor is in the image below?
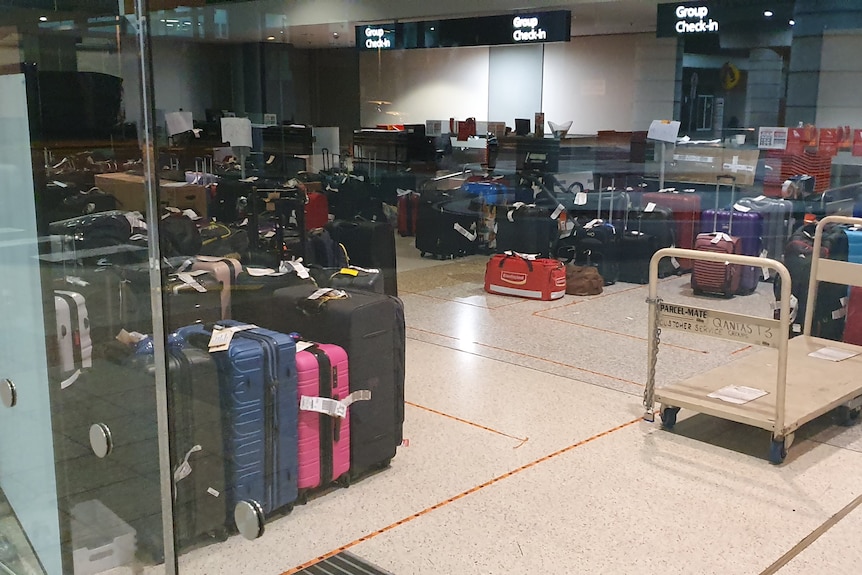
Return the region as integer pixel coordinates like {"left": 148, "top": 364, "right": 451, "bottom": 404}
{"left": 106, "top": 235, "right": 862, "bottom": 575}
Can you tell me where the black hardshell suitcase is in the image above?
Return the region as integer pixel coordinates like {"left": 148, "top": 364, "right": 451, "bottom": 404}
{"left": 618, "top": 206, "right": 677, "bottom": 283}
{"left": 269, "top": 286, "right": 406, "bottom": 479}
{"left": 326, "top": 220, "right": 398, "bottom": 295}
{"left": 494, "top": 203, "right": 557, "bottom": 258}
{"left": 161, "top": 347, "right": 229, "bottom": 548}
{"left": 232, "top": 265, "right": 315, "bottom": 327}
{"left": 163, "top": 271, "right": 224, "bottom": 332}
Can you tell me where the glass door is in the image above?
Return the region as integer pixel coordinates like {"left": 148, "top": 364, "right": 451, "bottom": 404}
{"left": 0, "top": 2, "right": 171, "bottom": 573}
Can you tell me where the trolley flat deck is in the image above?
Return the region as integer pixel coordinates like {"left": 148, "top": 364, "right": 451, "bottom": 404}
{"left": 655, "top": 335, "right": 862, "bottom": 435}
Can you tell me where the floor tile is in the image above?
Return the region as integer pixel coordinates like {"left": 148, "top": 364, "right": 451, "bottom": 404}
{"left": 775, "top": 501, "right": 862, "bottom": 575}
{"left": 351, "top": 423, "right": 862, "bottom": 575}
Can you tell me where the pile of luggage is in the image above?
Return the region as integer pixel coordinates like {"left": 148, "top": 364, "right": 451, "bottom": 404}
{"left": 46, "top": 159, "right": 406, "bottom": 558}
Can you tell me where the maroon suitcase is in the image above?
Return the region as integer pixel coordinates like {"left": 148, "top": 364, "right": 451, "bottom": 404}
{"left": 843, "top": 287, "right": 862, "bottom": 345}
{"left": 397, "top": 191, "right": 420, "bottom": 236}
{"left": 691, "top": 232, "right": 742, "bottom": 297}
{"left": 642, "top": 190, "right": 701, "bottom": 272}
{"left": 305, "top": 191, "right": 329, "bottom": 230}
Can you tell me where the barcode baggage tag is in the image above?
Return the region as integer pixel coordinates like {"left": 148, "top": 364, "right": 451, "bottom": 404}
{"left": 584, "top": 219, "right": 602, "bottom": 229}
{"left": 753, "top": 195, "right": 766, "bottom": 201}
{"left": 760, "top": 249, "right": 770, "bottom": 279}
{"left": 176, "top": 272, "right": 208, "bottom": 293}
{"left": 551, "top": 204, "right": 565, "bottom": 220}
{"left": 733, "top": 203, "right": 751, "bottom": 212}
{"left": 453, "top": 223, "right": 477, "bottom": 242}
{"left": 644, "top": 202, "right": 657, "bottom": 213}
{"left": 208, "top": 324, "right": 257, "bottom": 352}
{"left": 574, "top": 192, "right": 588, "bottom": 205}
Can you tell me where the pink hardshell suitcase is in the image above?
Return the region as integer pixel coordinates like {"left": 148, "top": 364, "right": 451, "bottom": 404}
{"left": 296, "top": 342, "right": 351, "bottom": 491}
{"left": 190, "top": 255, "right": 242, "bottom": 319}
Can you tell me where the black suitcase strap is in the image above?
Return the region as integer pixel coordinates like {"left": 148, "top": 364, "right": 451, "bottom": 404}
{"left": 306, "top": 345, "right": 336, "bottom": 484}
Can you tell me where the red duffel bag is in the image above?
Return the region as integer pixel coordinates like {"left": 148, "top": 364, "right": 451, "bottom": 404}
{"left": 484, "top": 251, "right": 566, "bottom": 300}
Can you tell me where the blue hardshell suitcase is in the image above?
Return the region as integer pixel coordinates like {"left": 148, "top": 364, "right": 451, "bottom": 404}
{"left": 176, "top": 321, "right": 298, "bottom": 517}
{"left": 701, "top": 207, "right": 764, "bottom": 295}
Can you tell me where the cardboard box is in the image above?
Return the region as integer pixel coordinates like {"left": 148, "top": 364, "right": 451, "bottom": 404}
{"left": 95, "top": 172, "right": 207, "bottom": 217}
{"left": 666, "top": 146, "right": 759, "bottom": 187}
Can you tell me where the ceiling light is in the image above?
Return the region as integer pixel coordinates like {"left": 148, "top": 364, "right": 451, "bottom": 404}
{"left": 39, "top": 16, "right": 48, "bottom": 22}
{"left": 166, "top": 19, "right": 179, "bottom": 23}
{"left": 789, "top": 19, "right": 796, "bottom": 26}
{"left": 430, "top": 26, "right": 435, "bottom": 31}
{"left": 267, "top": 36, "right": 276, "bottom": 40}
{"left": 763, "top": 10, "right": 774, "bottom": 17}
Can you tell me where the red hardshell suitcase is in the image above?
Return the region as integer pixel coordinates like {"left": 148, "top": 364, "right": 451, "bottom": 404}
{"left": 190, "top": 255, "right": 242, "bottom": 319}
{"left": 305, "top": 191, "right": 329, "bottom": 230}
{"left": 296, "top": 342, "right": 351, "bottom": 491}
{"left": 484, "top": 252, "right": 566, "bottom": 300}
{"left": 397, "top": 191, "right": 420, "bottom": 237}
{"left": 691, "top": 233, "right": 742, "bottom": 296}
{"left": 642, "top": 190, "right": 701, "bottom": 271}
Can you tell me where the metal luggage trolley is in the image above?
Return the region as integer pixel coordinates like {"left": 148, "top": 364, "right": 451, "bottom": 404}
{"left": 643, "top": 215, "right": 862, "bottom": 464}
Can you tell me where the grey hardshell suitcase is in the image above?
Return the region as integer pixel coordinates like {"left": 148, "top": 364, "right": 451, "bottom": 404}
{"left": 736, "top": 196, "right": 794, "bottom": 278}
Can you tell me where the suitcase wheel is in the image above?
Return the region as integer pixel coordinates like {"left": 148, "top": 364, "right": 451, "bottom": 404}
{"left": 337, "top": 473, "right": 351, "bottom": 489}
{"left": 659, "top": 405, "right": 680, "bottom": 430}
{"left": 297, "top": 491, "right": 310, "bottom": 505}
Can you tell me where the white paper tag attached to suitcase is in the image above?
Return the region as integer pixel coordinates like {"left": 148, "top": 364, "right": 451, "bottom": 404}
{"left": 300, "top": 390, "right": 372, "bottom": 418}
{"left": 208, "top": 324, "right": 258, "bottom": 352}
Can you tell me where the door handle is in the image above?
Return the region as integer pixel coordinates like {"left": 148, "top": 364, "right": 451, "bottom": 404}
{"left": 89, "top": 423, "right": 113, "bottom": 458}
{"left": 0, "top": 379, "right": 15, "bottom": 408}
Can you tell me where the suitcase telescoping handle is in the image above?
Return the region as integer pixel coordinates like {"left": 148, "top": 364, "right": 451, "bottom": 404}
{"left": 716, "top": 174, "right": 737, "bottom": 235}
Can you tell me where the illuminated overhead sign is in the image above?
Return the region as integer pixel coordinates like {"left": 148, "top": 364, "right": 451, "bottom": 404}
{"left": 356, "top": 11, "right": 570, "bottom": 51}
{"left": 657, "top": 1, "right": 796, "bottom": 38}
{"left": 675, "top": 5, "right": 719, "bottom": 33}
{"left": 358, "top": 25, "right": 395, "bottom": 50}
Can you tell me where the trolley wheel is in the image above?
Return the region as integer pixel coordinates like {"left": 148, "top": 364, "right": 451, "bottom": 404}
{"left": 659, "top": 406, "right": 680, "bottom": 430}
{"left": 768, "top": 438, "right": 787, "bottom": 465}
{"left": 836, "top": 405, "right": 861, "bottom": 427}
{"left": 692, "top": 288, "right": 703, "bottom": 297}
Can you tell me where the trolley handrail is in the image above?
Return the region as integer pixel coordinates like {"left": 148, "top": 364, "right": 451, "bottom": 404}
{"left": 645, "top": 248, "right": 792, "bottom": 435}
{"left": 804, "top": 215, "right": 862, "bottom": 336}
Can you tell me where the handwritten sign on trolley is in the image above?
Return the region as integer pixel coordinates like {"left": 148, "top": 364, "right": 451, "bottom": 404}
{"left": 657, "top": 302, "right": 780, "bottom": 349}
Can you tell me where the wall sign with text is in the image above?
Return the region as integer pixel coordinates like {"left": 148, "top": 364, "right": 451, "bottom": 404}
{"left": 657, "top": 2, "right": 719, "bottom": 37}
{"left": 356, "top": 11, "right": 571, "bottom": 51}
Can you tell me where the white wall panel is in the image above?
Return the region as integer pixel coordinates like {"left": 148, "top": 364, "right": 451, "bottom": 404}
{"left": 817, "top": 32, "right": 862, "bottom": 127}
{"left": 359, "top": 46, "right": 489, "bottom": 126}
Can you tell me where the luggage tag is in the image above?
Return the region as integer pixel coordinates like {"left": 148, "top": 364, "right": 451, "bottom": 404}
{"left": 710, "top": 233, "right": 731, "bottom": 244}
{"left": 396, "top": 188, "right": 415, "bottom": 197}
{"left": 453, "top": 222, "right": 477, "bottom": 242}
{"left": 300, "top": 390, "right": 372, "bottom": 419}
{"left": 182, "top": 209, "right": 200, "bottom": 220}
{"left": 307, "top": 287, "right": 348, "bottom": 300}
{"left": 760, "top": 249, "right": 770, "bottom": 279}
{"left": 584, "top": 219, "right": 602, "bottom": 229}
{"left": 176, "top": 270, "right": 209, "bottom": 293}
{"left": 644, "top": 202, "right": 656, "bottom": 213}
{"left": 348, "top": 265, "right": 380, "bottom": 274}
{"left": 753, "top": 195, "right": 766, "bottom": 201}
{"left": 65, "top": 275, "right": 89, "bottom": 287}
{"left": 174, "top": 444, "right": 202, "bottom": 485}
{"left": 574, "top": 192, "right": 588, "bottom": 205}
{"left": 238, "top": 176, "right": 259, "bottom": 183}
{"left": 550, "top": 204, "right": 566, "bottom": 220}
{"left": 208, "top": 323, "right": 257, "bottom": 352}
{"left": 51, "top": 180, "right": 69, "bottom": 188}
{"left": 280, "top": 259, "right": 311, "bottom": 279}
{"left": 733, "top": 203, "right": 751, "bottom": 212}
{"left": 266, "top": 155, "right": 276, "bottom": 165}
